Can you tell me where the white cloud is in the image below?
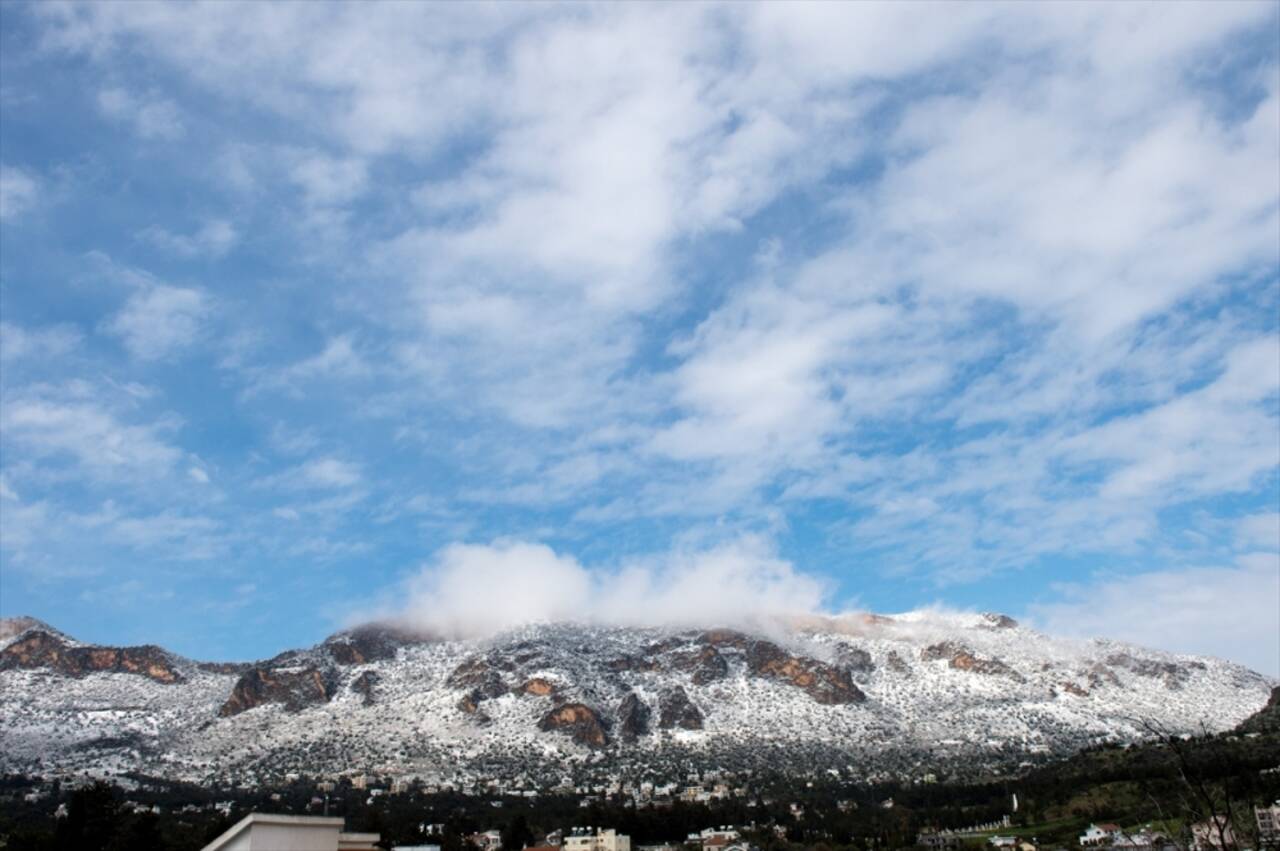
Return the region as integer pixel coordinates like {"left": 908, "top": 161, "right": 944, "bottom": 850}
{"left": 17, "top": 1, "right": 1280, "bottom": 655}
{"left": 138, "top": 219, "right": 238, "bottom": 257}
{"left": 0, "top": 321, "right": 81, "bottom": 363}
{"left": 300, "top": 457, "right": 362, "bottom": 489}
{"left": 243, "top": 334, "right": 373, "bottom": 398}
{"left": 96, "top": 86, "right": 184, "bottom": 140}
{"left": 104, "top": 282, "right": 212, "bottom": 360}
{"left": 0, "top": 165, "right": 39, "bottom": 221}
{"left": 1029, "top": 555, "right": 1280, "bottom": 677}
{"left": 0, "top": 383, "right": 182, "bottom": 481}
{"left": 287, "top": 151, "right": 367, "bottom": 206}
{"left": 0, "top": 494, "right": 224, "bottom": 565}
{"left": 1064, "top": 337, "right": 1280, "bottom": 501}
{"left": 391, "top": 536, "right": 828, "bottom": 639}
{"left": 1238, "top": 512, "right": 1280, "bottom": 552}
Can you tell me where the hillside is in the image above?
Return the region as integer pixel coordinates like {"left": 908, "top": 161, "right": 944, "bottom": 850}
{"left": 0, "top": 612, "right": 1271, "bottom": 787}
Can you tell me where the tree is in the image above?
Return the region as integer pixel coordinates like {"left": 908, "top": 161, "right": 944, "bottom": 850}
{"left": 54, "top": 782, "right": 121, "bottom": 851}
{"left": 502, "top": 813, "right": 534, "bottom": 850}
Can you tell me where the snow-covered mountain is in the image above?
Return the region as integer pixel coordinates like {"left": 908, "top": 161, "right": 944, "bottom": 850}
{"left": 0, "top": 613, "right": 1270, "bottom": 787}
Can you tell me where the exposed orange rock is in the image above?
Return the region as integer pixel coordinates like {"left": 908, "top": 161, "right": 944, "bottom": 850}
{"left": 921, "top": 642, "right": 1021, "bottom": 680}
{"left": 746, "top": 639, "right": 866, "bottom": 704}
{"left": 218, "top": 667, "right": 334, "bottom": 717}
{"left": 538, "top": 702, "right": 608, "bottom": 748}
{"left": 0, "top": 631, "right": 182, "bottom": 684}
{"left": 520, "top": 677, "right": 557, "bottom": 697}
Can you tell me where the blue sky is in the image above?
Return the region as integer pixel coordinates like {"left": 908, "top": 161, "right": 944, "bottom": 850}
{"left": 1, "top": 2, "right": 1277, "bottom": 673}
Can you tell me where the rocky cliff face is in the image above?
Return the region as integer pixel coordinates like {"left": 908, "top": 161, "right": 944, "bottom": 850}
{"left": 743, "top": 638, "right": 866, "bottom": 704}
{"left": 219, "top": 666, "right": 337, "bottom": 716}
{"left": 0, "top": 629, "right": 183, "bottom": 684}
{"left": 921, "top": 641, "right": 1021, "bottom": 680}
{"left": 617, "top": 692, "right": 651, "bottom": 740}
{"left": 323, "top": 624, "right": 432, "bottom": 666}
{"left": 350, "top": 670, "right": 379, "bottom": 706}
{"left": 657, "top": 686, "right": 703, "bottom": 730}
{"left": 538, "top": 703, "right": 609, "bottom": 748}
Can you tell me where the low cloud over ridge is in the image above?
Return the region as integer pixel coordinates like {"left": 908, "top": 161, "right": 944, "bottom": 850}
{"left": 384, "top": 537, "right": 830, "bottom": 640}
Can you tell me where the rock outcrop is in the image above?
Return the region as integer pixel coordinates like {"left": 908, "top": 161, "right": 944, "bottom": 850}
{"left": 922, "top": 642, "right": 1021, "bottom": 680}
{"left": 671, "top": 644, "right": 729, "bottom": 685}
{"left": 538, "top": 703, "right": 608, "bottom": 748}
{"left": 1105, "top": 652, "right": 1200, "bottom": 690}
{"left": 350, "top": 670, "right": 379, "bottom": 706}
{"left": 617, "top": 692, "right": 651, "bottom": 740}
{"left": 218, "top": 667, "right": 335, "bottom": 717}
{"left": 0, "top": 630, "right": 183, "bottom": 684}
{"left": 658, "top": 686, "right": 703, "bottom": 730}
{"left": 323, "top": 624, "right": 422, "bottom": 666}
{"left": 519, "top": 677, "right": 558, "bottom": 697}
{"left": 447, "top": 658, "right": 508, "bottom": 700}
{"left": 745, "top": 639, "right": 867, "bottom": 704}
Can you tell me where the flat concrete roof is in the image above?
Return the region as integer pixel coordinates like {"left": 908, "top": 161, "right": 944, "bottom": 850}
{"left": 202, "top": 812, "right": 349, "bottom": 851}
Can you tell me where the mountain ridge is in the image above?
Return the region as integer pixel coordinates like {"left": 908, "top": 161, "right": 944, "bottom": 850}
{"left": 0, "top": 612, "right": 1271, "bottom": 787}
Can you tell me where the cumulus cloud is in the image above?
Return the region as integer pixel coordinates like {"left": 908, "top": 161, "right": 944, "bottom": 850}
{"left": 390, "top": 537, "right": 829, "bottom": 640}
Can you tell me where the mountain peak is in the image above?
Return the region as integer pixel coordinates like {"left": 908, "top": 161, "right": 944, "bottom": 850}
{"left": 0, "top": 615, "right": 69, "bottom": 646}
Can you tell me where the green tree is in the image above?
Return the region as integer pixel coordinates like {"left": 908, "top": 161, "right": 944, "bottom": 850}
{"left": 502, "top": 813, "right": 534, "bottom": 850}
{"left": 54, "top": 782, "right": 121, "bottom": 851}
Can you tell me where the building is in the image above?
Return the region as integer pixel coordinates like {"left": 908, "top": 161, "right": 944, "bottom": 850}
{"left": 563, "top": 827, "right": 631, "bottom": 851}
{"left": 917, "top": 831, "right": 962, "bottom": 850}
{"left": 1258, "top": 801, "right": 1280, "bottom": 847}
{"left": 1190, "top": 816, "right": 1237, "bottom": 851}
{"left": 201, "top": 813, "right": 380, "bottom": 851}
{"left": 469, "top": 830, "right": 503, "bottom": 850}
{"left": 1080, "top": 824, "right": 1123, "bottom": 847}
{"left": 1112, "top": 829, "right": 1166, "bottom": 849}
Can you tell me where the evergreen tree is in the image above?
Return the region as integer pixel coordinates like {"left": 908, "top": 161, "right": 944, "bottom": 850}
{"left": 502, "top": 813, "right": 534, "bottom": 850}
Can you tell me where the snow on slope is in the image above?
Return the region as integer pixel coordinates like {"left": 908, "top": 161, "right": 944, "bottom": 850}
{"left": 0, "top": 612, "right": 1269, "bottom": 786}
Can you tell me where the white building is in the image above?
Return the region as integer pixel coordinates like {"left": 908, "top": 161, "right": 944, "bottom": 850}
{"left": 470, "top": 830, "right": 503, "bottom": 850}
{"left": 1190, "top": 816, "right": 1237, "bottom": 851}
{"left": 1080, "top": 824, "right": 1123, "bottom": 847}
{"left": 1257, "top": 801, "right": 1280, "bottom": 846}
{"left": 564, "top": 828, "right": 631, "bottom": 851}
{"left": 201, "top": 813, "right": 380, "bottom": 851}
